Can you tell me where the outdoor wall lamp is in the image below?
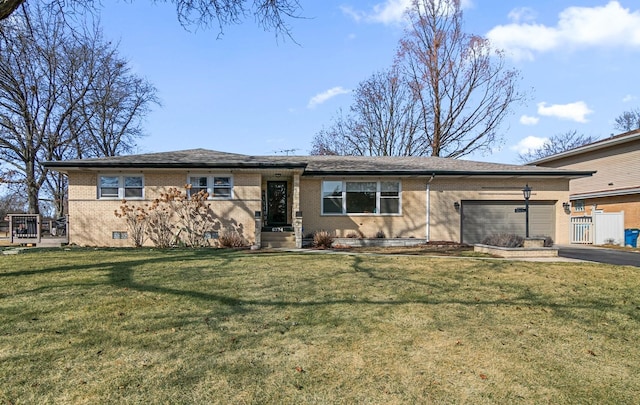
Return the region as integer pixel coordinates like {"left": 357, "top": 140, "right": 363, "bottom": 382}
{"left": 562, "top": 202, "right": 571, "bottom": 211}
{"left": 453, "top": 201, "right": 460, "bottom": 210}
{"left": 522, "top": 184, "right": 531, "bottom": 238}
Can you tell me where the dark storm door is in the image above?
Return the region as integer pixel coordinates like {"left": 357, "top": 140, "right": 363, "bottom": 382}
{"left": 267, "top": 181, "right": 288, "bottom": 226}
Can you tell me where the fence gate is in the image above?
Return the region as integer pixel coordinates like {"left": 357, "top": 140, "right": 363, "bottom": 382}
{"left": 571, "top": 216, "right": 593, "bottom": 244}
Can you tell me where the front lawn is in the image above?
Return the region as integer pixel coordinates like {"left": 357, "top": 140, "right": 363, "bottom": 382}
{"left": 1, "top": 248, "right": 639, "bottom": 404}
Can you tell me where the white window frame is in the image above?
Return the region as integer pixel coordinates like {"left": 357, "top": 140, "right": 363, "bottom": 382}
{"left": 187, "top": 174, "right": 234, "bottom": 199}
{"left": 321, "top": 180, "right": 402, "bottom": 216}
{"left": 98, "top": 174, "right": 144, "bottom": 200}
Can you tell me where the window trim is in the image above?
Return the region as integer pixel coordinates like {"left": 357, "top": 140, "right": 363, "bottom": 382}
{"left": 187, "top": 174, "right": 234, "bottom": 200}
{"left": 98, "top": 174, "right": 144, "bottom": 200}
{"left": 321, "top": 180, "right": 402, "bottom": 216}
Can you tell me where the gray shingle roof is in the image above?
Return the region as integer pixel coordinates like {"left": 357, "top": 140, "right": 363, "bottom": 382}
{"left": 45, "top": 148, "right": 594, "bottom": 178}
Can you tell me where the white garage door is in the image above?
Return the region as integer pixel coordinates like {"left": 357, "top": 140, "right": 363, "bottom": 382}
{"left": 461, "top": 200, "right": 556, "bottom": 244}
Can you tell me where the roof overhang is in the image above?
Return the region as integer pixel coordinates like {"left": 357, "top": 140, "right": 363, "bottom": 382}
{"left": 570, "top": 187, "right": 640, "bottom": 200}
{"left": 301, "top": 170, "right": 594, "bottom": 178}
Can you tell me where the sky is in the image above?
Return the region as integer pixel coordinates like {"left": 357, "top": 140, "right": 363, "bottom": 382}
{"left": 97, "top": 0, "right": 640, "bottom": 164}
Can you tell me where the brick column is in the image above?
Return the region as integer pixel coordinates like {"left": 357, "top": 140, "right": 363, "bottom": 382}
{"left": 294, "top": 211, "right": 303, "bottom": 248}
{"left": 253, "top": 211, "right": 262, "bottom": 249}
{"left": 292, "top": 173, "right": 302, "bottom": 248}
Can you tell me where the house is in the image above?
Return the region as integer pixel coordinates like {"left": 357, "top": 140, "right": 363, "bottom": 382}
{"left": 45, "top": 149, "right": 593, "bottom": 248}
{"left": 532, "top": 129, "right": 640, "bottom": 229}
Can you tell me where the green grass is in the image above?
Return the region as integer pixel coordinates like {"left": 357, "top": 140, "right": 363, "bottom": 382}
{"left": 1, "top": 248, "right": 639, "bottom": 404}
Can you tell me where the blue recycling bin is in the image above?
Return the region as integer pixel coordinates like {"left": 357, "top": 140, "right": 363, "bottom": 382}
{"left": 624, "top": 229, "right": 639, "bottom": 247}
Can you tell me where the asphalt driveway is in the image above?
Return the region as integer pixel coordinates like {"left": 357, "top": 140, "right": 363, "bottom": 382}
{"left": 558, "top": 245, "right": 640, "bottom": 267}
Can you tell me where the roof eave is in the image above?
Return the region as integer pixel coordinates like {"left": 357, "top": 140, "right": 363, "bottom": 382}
{"left": 302, "top": 170, "right": 595, "bottom": 178}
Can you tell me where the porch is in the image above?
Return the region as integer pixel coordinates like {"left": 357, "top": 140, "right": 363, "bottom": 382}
{"left": 4, "top": 214, "right": 69, "bottom": 248}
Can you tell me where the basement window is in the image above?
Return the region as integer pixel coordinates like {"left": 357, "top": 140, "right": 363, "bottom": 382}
{"left": 112, "top": 231, "right": 128, "bottom": 239}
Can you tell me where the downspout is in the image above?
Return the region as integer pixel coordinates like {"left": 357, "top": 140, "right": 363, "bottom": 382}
{"left": 426, "top": 173, "right": 435, "bottom": 242}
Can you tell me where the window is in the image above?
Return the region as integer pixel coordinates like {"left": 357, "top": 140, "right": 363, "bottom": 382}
{"left": 124, "top": 176, "right": 143, "bottom": 198}
{"left": 187, "top": 175, "right": 233, "bottom": 199}
{"left": 99, "top": 175, "right": 144, "bottom": 199}
{"left": 574, "top": 200, "right": 585, "bottom": 212}
{"left": 321, "top": 180, "right": 401, "bottom": 215}
{"left": 322, "top": 181, "right": 343, "bottom": 214}
{"left": 112, "top": 231, "right": 128, "bottom": 239}
{"left": 189, "top": 176, "right": 208, "bottom": 196}
{"left": 380, "top": 181, "right": 400, "bottom": 214}
{"left": 346, "top": 182, "right": 376, "bottom": 213}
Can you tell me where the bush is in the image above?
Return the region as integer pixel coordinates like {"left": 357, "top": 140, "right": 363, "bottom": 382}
{"left": 346, "top": 230, "right": 364, "bottom": 239}
{"left": 313, "top": 230, "right": 334, "bottom": 249}
{"left": 481, "top": 233, "right": 524, "bottom": 248}
{"left": 219, "top": 230, "right": 246, "bottom": 248}
{"left": 374, "top": 230, "right": 386, "bottom": 239}
{"left": 539, "top": 235, "right": 554, "bottom": 247}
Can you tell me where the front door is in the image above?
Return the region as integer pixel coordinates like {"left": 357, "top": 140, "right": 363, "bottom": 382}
{"left": 267, "top": 181, "right": 288, "bottom": 226}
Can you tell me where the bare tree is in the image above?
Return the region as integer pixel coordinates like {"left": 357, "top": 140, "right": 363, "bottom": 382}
{"left": 311, "top": 0, "right": 523, "bottom": 158}
{"left": 0, "top": 0, "right": 301, "bottom": 38}
{"left": 311, "top": 68, "right": 421, "bottom": 156}
{"left": 518, "top": 130, "right": 597, "bottom": 163}
{"left": 0, "top": 4, "right": 158, "bottom": 215}
{"left": 397, "top": 0, "right": 524, "bottom": 158}
{"left": 613, "top": 108, "right": 640, "bottom": 133}
{"left": 0, "top": 190, "right": 27, "bottom": 218}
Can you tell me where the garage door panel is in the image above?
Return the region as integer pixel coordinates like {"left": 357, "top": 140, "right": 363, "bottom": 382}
{"left": 462, "top": 201, "right": 555, "bottom": 244}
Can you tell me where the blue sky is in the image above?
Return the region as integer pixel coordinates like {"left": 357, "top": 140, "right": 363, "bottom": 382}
{"left": 99, "top": 0, "right": 640, "bottom": 164}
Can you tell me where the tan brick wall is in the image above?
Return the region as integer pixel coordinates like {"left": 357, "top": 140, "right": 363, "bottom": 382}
{"left": 299, "top": 177, "right": 572, "bottom": 244}
{"left": 68, "top": 171, "right": 573, "bottom": 246}
{"left": 299, "top": 178, "right": 426, "bottom": 239}
{"left": 67, "top": 171, "right": 261, "bottom": 247}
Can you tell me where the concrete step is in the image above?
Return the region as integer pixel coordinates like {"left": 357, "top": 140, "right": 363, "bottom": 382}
{"left": 261, "top": 232, "right": 296, "bottom": 248}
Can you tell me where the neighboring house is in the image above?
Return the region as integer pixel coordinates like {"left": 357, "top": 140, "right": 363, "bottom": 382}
{"left": 45, "top": 149, "right": 592, "bottom": 248}
{"left": 532, "top": 129, "right": 640, "bottom": 229}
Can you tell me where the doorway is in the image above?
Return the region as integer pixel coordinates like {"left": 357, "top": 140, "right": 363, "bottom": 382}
{"left": 267, "top": 181, "right": 288, "bottom": 226}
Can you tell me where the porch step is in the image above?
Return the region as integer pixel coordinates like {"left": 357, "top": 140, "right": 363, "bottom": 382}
{"left": 261, "top": 232, "right": 296, "bottom": 249}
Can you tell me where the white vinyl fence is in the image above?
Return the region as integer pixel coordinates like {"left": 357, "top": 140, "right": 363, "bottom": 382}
{"left": 570, "top": 211, "right": 625, "bottom": 245}
{"left": 593, "top": 211, "right": 625, "bottom": 245}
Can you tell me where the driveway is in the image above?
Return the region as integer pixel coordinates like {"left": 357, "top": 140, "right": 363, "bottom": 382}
{"left": 558, "top": 245, "right": 640, "bottom": 267}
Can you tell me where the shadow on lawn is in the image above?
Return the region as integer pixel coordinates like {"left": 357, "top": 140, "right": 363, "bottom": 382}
{"left": 4, "top": 249, "right": 637, "bottom": 324}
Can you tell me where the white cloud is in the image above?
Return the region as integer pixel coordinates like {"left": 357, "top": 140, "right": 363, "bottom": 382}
{"left": 487, "top": 1, "right": 640, "bottom": 60}
{"left": 507, "top": 7, "right": 537, "bottom": 23}
{"left": 342, "top": 0, "right": 474, "bottom": 25}
{"left": 622, "top": 94, "right": 637, "bottom": 103}
{"left": 307, "top": 87, "right": 350, "bottom": 109}
{"left": 537, "top": 101, "right": 593, "bottom": 123}
{"left": 511, "top": 136, "right": 549, "bottom": 154}
{"left": 519, "top": 115, "right": 539, "bottom": 125}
